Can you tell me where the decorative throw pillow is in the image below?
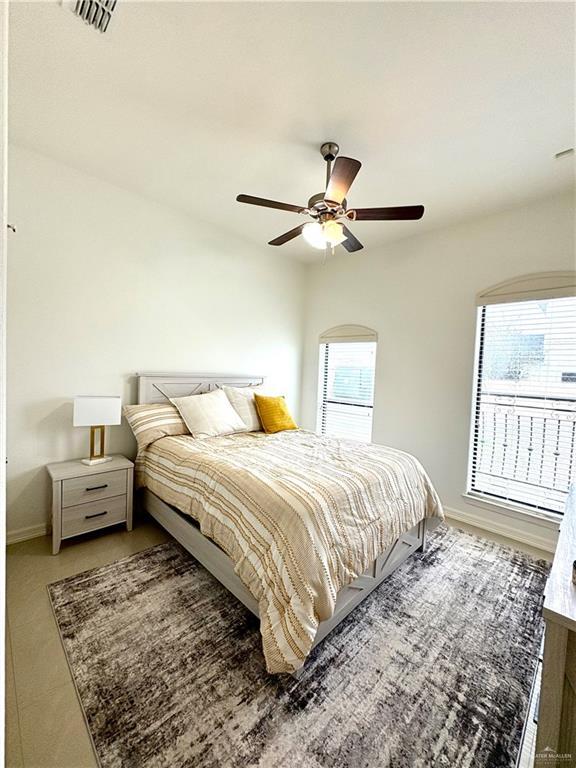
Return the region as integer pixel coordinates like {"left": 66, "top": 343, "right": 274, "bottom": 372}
{"left": 171, "top": 388, "right": 247, "bottom": 439}
{"left": 253, "top": 394, "right": 298, "bottom": 434}
{"left": 123, "top": 403, "right": 189, "bottom": 452}
{"left": 222, "top": 385, "right": 263, "bottom": 432}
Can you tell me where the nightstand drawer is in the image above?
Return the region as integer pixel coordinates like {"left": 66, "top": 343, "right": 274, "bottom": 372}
{"left": 62, "top": 469, "right": 127, "bottom": 508}
{"left": 62, "top": 495, "right": 127, "bottom": 538}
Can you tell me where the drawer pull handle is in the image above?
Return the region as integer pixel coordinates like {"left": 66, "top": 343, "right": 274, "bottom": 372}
{"left": 85, "top": 511, "right": 108, "bottom": 520}
{"left": 85, "top": 484, "right": 108, "bottom": 492}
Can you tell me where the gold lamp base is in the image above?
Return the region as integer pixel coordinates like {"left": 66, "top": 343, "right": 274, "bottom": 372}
{"left": 81, "top": 425, "right": 113, "bottom": 466}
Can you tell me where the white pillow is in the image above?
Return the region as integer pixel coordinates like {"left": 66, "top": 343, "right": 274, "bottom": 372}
{"left": 223, "top": 385, "right": 263, "bottom": 432}
{"left": 170, "top": 388, "right": 247, "bottom": 439}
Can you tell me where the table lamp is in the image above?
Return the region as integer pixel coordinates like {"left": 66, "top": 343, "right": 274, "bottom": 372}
{"left": 73, "top": 396, "right": 122, "bottom": 465}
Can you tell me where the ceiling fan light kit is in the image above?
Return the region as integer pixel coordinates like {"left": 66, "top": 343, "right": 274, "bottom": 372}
{"left": 303, "top": 220, "right": 347, "bottom": 249}
{"left": 236, "top": 141, "right": 425, "bottom": 255}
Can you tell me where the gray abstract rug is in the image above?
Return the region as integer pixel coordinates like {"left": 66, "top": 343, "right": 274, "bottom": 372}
{"left": 48, "top": 526, "right": 548, "bottom": 768}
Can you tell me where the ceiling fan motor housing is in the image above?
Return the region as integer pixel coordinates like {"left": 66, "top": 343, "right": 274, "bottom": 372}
{"left": 307, "top": 192, "right": 347, "bottom": 216}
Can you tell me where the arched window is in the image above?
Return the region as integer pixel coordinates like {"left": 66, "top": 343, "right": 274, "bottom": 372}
{"left": 317, "top": 325, "right": 378, "bottom": 442}
{"left": 467, "top": 272, "right": 576, "bottom": 515}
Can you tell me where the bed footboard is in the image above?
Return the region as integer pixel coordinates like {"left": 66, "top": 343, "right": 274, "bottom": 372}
{"left": 142, "top": 488, "right": 440, "bottom": 675}
{"left": 311, "top": 517, "right": 433, "bottom": 650}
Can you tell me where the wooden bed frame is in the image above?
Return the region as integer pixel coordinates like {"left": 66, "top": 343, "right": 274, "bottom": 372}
{"left": 137, "top": 372, "right": 441, "bottom": 674}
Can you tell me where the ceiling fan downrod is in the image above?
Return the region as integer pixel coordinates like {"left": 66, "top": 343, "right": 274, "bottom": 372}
{"left": 320, "top": 141, "right": 340, "bottom": 189}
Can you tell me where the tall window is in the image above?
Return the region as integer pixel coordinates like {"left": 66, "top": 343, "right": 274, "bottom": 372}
{"left": 317, "top": 326, "right": 377, "bottom": 442}
{"left": 468, "top": 294, "right": 576, "bottom": 515}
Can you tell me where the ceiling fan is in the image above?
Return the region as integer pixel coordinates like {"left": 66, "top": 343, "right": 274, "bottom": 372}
{"left": 236, "top": 142, "right": 425, "bottom": 253}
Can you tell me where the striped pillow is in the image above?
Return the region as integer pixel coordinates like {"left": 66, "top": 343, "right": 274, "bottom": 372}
{"left": 123, "top": 403, "right": 190, "bottom": 452}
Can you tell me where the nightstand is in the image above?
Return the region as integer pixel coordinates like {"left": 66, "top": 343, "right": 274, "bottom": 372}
{"left": 46, "top": 455, "right": 134, "bottom": 554}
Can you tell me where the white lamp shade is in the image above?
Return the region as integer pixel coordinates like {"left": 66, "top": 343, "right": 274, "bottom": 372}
{"left": 73, "top": 396, "right": 121, "bottom": 427}
{"left": 322, "top": 220, "right": 347, "bottom": 246}
{"left": 302, "top": 222, "right": 327, "bottom": 250}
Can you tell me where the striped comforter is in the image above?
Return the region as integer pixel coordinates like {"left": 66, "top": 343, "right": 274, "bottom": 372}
{"left": 137, "top": 430, "right": 443, "bottom": 673}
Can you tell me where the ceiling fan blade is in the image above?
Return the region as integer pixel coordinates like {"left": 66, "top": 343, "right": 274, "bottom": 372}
{"left": 341, "top": 226, "right": 364, "bottom": 253}
{"left": 352, "top": 205, "right": 425, "bottom": 221}
{"left": 268, "top": 224, "right": 305, "bottom": 246}
{"left": 236, "top": 194, "right": 305, "bottom": 214}
{"left": 324, "top": 157, "right": 362, "bottom": 206}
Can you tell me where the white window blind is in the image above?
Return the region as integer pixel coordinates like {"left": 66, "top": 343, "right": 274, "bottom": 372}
{"left": 468, "top": 296, "right": 576, "bottom": 515}
{"left": 317, "top": 341, "right": 377, "bottom": 442}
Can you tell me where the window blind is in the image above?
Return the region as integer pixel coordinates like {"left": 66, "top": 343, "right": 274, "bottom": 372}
{"left": 317, "top": 341, "right": 377, "bottom": 442}
{"left": 468, "top": 296, "right": 576, "bottom": 514}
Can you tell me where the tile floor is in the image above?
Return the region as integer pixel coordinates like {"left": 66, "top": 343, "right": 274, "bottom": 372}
{"left": 5, "top": 514, "right": 552, "bottom": 768}
{"left": 5, "top": 517, "right": 169, "bottom": 768}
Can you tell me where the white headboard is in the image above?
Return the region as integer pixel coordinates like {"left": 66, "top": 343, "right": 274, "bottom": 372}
{"left": 137, "top": 372, "right": 264, "bottom": 404}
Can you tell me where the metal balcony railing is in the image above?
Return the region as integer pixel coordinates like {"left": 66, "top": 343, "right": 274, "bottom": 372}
{"left": 471, "top": 393, "right": 576, "bottom": 514}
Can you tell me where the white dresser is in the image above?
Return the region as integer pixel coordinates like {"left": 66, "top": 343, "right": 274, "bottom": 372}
{"left": 536, "top": 487, "right": 576, "bottom": 763}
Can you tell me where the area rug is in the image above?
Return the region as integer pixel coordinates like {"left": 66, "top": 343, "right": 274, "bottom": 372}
{"left": 48, "top": 526, "right": 548, "bottom": 768}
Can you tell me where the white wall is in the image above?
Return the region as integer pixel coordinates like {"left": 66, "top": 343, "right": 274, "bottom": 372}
{"left": 7, "top": 143, "right": 574, "bottom": 551}
{"left": 7, "top": 145, "right": 304, "bottom": 538}
{"left": 301, "top": 192, "right": 575, "bottom": 552}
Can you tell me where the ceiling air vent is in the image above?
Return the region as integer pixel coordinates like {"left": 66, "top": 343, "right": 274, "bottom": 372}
{"left": 73, "top": 0, "right": 116, "bottom": 33}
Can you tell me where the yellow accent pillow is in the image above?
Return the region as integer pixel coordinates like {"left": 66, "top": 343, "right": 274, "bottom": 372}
{"left": 254, "top": 394, "right": 298, "bottom": 434}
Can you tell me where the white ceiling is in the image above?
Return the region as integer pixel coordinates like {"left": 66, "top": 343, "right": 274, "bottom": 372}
{"left": 9, "top": 1, "right": 575, "bottom": 262}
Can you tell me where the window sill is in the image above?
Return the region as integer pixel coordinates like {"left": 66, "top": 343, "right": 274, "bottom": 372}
{"left": 461, "top": 492, "right": 562, "bottom": 529}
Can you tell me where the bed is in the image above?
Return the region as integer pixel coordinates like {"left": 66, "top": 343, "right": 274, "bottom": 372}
{"left": 135, "top": 372, "right": 444, "bottom": 675}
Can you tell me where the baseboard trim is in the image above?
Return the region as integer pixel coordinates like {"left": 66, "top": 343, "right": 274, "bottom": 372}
{"left": 6, "top": 522, "right": 49, "bottom": 545}
{"left": 444, "top": 505, "right": 558, "bottom": 554}
{"left": 6, "top": 507, "right": 558, "bottom": 553}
